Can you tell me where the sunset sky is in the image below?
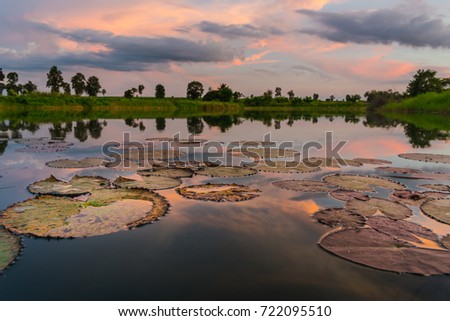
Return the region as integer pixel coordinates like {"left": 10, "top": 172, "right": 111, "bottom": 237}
{"left": 1, "top": 0, "right": 449, "bottom": 98}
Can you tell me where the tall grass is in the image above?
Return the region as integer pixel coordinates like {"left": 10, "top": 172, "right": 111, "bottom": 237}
{"left": 384, "top": 91, "right": 450, "bottom": 113}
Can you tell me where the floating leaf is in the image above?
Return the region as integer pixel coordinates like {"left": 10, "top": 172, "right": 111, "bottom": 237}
{"left": 138, "top": 167, "right": 194, "bottom": 178}
{"left": 15, "top": 141, "right": 73, "bottom": 153}
{"left": 244, "top": 160, "right": 320, "bottom": 173}
{"left": 367, "top": 216, "right": 439, "bottom": 243}
{"left": 123, "top": 149, "right": 186, "bottom": 161}
{"left": 46, "top": 158, "right": 106, "bottom": 169}
{"left": 176, "top": 183, "right": 261, "bottom": 202}
{"left": 165, "top": 160, "right": 220, "bottom": 170}
{"left": 104, "top": 159, "right": 152, "bottom": 172}
{"left": 303, "top": 157, "right": 363, "bottom": 168}
{"left": 229, "top": 140, "right": 276, "bottom": 147}
{"left": 389, "top": 190, "right": 448, "bottom": 206}
{"left": 13, "top": 137, "right": 58, "bottom": 144}
{"left": 312, "top": 208, "right": 366, "bottom": 228}
{"left": 376, "top": 166, "right": 422, "bottom": 175}
{"left": 411, "top": 172, "right": 450, "bottom": 180}
{"left": 196, "top": 166, "right": 257, "bottom": 178}
{"left": 323, "top": 174, "right": 405, "bottom": 192}
{"left": 28, "top": 175, "right": 110, "bottom": 196}
{"left": 0, "top": 228, "right": 21, "bottom": 271}
{"left": 329, "top": 189, "right": 370, "bottom": 202}
{"left": 114, "top": 176, "right": 181, "bottom": 190}
{"left": 0, "top": 189, "right": 169, "bottom": 238}
{"left": 146, "top": 137, "right": 175, "bottom": 142}
{"left": 319, "top": 228, "right": 450, "bottom": 276}
{"left": 442, "top": 235, "right": 450, "bottom": 250}
{"left": 399, "top": 153, "right": 450, "bottom": 164}
{"left": 173, "top": 138, "right": 208, "bottom": 146}
{"left": 421, "top": 199, "right": 450, "bottom": 225}
{"left": 229, "top": 147, "right": 300, "bottom": 159}
{"left": 352, "top": 158, "right": 392, "bottom": 165}
{"left": 345, "top": 197, "right": 412, "bottom": 220}
{"left": 272, "top": 180, "right": 335, "bottom": 193}
{"left": 419, "top": 184, "right": 450, "bottom": 192}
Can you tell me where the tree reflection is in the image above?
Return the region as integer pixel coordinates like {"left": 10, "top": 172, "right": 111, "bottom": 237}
{"left": 155, "top": 118, "right": 166, "bottom": 132}
{"left": 187, "top": 117, "right": 204, "bottom": 134}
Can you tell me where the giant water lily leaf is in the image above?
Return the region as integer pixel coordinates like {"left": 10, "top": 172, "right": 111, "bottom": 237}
{"left": 323, "top": 174, "right": 405, "bottom": 192}
{"left": 46, "top": 158, "right": 106, "bottom": 169}
{"left": 319, "top": 228, "right": 450, "bottom": 276}
{"left": 389, "top": 190, "right": 448, "bottom": 206}
{"left": 0, "top": 229, "right": 21, "bottom": 271}
{"left": 411, "top": 172, "right": 450, "bottom": 180}
{"left": 138, "top": 167, "right": 194, "bottom": 178}
{"left": 272, "top": 180, "right": 335, "bottom": 193}
{"left": 352, "top": 158, "right": 392, "bottom": 165}
{"left": 196, "top": 166, "right": 257, "bottom": 178}
{"left": 376, "top": 167, "right": 422, "bottom": 175}
{"left": 303, "top": 157, "right": 363, "bottom": 168}
{"left": 367, "top": 216, "right": 439, "bottom": 244}
{"left": 114, "top": 176, "right": 181, "bottom": 190}
{"left": 244, "top": 161, "right": 320, "bottom": 173}
{"left": 13, "top": 137, "right": 60, "bottom": 144}
{"left": 345, "top": 198, "right": 412, "bottom": 220}
{"left": 15, "top": 141, "right": 73, "bottom": 153}
{"left": 229, "top": 147, "right": 300, "bottom": 159}
{"left": 442, "top": 235, "right": 450, "bottom": 250}
{"left": 172, "top": 138, "right": 208, "bottom": 147}
{"left": 399, "top": 153, "right": 450, "bottom": 164}
{"left": 229, "top": 140, "right": 276, "bottom": 147}
{"left": 146, "top": 137, "right": 175, "bottom": 142}
{"left": 124, "top": 149, "right": 186, "bottom": 161}
{"left": 421, "top": 199, "right": 450, "bottom": 225}
{"left": 104, "top": 159, "right": 152, "bottom": 172}
{"left": 419, "top": 184, "right": 450, "bottom": 192}
{"left": 0, "top": 188, "right": 169, "bottom": 238}
{"left": 28, "top": 175, "right": 110, "bottom": 196}
{"left": 176, "top": 183, "right": 261, "bottom": 202}
{"left": 313, "top": 208, "right": 366, "bottom": 228}
{"left": 329, "top": 189, "right": 370, "bottom": 202}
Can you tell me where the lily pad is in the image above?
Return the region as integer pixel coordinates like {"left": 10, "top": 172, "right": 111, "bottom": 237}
{"left": 319, "top": 228, "right": 450, "bottom": 276}
{"left": 0, "top": 188, "right": 169, "bottom": 238}
{"left": 28, "top": 175, "right": 110, "bottom": 196}
{"left": 114, "top": 176, "right": 181, "bottom": 190}
{"left": 367, "top": 216, "right": 439, "bottom": 243}
{"left": 399, "top": 153, "right": 450, "bottom": 164}
{"left": 303, "top": 157, "right": 363, "bottom": 168}
{"left": 389, "top": 190, "right": 449, "bottom": 206}
{"left": 329, "top": 189, "right": 370, "bottom": 202}
{"left": 165, "top": 160, "right": 220, "bottom": 170}
{"left": 411, "top": 172, "right": 450, "bottom": 180}
{"left": 229, "top": 147, "right": 300, "bottom": 159}
{"left": 442, "top": 235, "right": 450, "bottom": 250}
{"left": 173, "top": 138, "right": 208, "bottom": 146}
{"left": 312, "top": 208, "right": 366, "bottom": 228}
{"left": 196, "top": 166, "right": 257, "bottom": 178}
{"left": 323, "top": 174, "right": 405, "bottom": 192}
{"left": 138, "top": 167, "right": 194, "bottom": 178}
{"left": 272, "top": 180, "right": 335, "bottom": 193}
{"left": 419, "top": 184, "right": 450, "bottom": 192}
{"left": 345, "top": 197, "right": 412, "bottom": 220}
{"left": 124, "top": 149, "right": 186, "bottom": 161}
{"left": 421, "top": 199, "right": 450, "bottom": 225}
{"left": 15, "top": 141, "right": 73, "bottom": 153}
{"left": 352, "top": 158, "right": 392, "bottom": 165}
{"left": 244, "top": 161, "right": 320, "bottom": 173}
{"left": 146, "top": 137, "right": 175, "bottom": 142}
{"left": 46, "top": 158, "right": 106, "bottom": 169}
{"left": 13, "top": 137, "right": 56, "bottom": 144}
{"left": 0, "top": 228, "right": 21, "bottom": 271}
{"left": 376, "top": 166, "right": 422, "bottom": 175}
{"left": 229, "top": 140, "right": 276, "bottom": 147}
{"left": 104, "top": 159, "right": 152, "bottom": 172}
{"left": 176, "top": 183, "right": 261, "bottom": 202}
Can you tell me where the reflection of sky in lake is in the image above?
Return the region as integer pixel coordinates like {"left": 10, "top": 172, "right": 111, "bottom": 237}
{"left": 0, "top": 116, "right": 449, "bottom": 300}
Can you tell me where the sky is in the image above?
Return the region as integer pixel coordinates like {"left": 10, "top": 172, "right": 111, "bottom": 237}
{"left": 1, "top": 0, "right": 449, "bottom": 98}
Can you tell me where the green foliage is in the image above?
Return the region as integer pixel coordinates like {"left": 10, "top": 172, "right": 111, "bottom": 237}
{"left": 0, "top": 68, "right": 4, "bottom": 82}
{"left": 406, "top": 69, "right": 443, "bottom": 97}
{"left": 138, "top": 84, "right": 145, "bottom": 95}
{"left": 275, "top": 87, "right": 282, "bottom": 97}
{"left": 46, "top": 66, "right": 64, "bottom": 94}
{"left": 186, "top": 81, "right": 204, "bottom": 99}
{"left": 384, "top": 90, "right": 450, "bottom": 113}
{"left": 313, "top": 93, "right": 319, "bottom": 101}
{"left": 345, "top": 94, "right": 361, "bottom": 103}
{"left": 124, "top": 89, "right": 134, "bottom": 99}
{"left": 365, "top": 90, "right": 402, "bottom": 109}
{"left": 287, "top": 90, "right": 295, "bottom": 100}
{"left": 85, "top": 76, "right": 102, "bottom": 97}
{"left": 71, "top": 73, "right": 86, "bottom": 96}
{"left": 23, "top": 81, "right": 38, "bottom": 94}
{"left": 155, "top": 84, "right": 165, "bottom": 98}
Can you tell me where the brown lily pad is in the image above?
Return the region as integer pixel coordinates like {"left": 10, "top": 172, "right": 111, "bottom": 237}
{"left": 229, "top": 140, "right": 276, "bottom": 147}
{"left": 421, "top": 199, "right": 450, "bottom": 225}
{"left": 329, "top": 189, "right": 370, "bottom": 202}
{"left": 376, "top": 166, "right": 422, "bottom": 175}
{"left": 0, "top": 188, "right": 169, "bottom": 238}
{"left": 312, "top": 208, "right": 366, "bottom": 228}
{"left": 419, "top": 184, "right": 450, "bottom": 192}
{"left": 124, "top": 149, "right": 186, "bottom": 161}
{"left": 353, "top": 158, "right": 392, "bottom": 165}
{"left": 46, "top": 158, "right": 106, "bottom": 169}
{"left": 244, "top": 160, "right": 320, "bottom": 173}
{"left": 323, "top": 174, "right": 405, "bottom": 192}
{"left": 367, "top": 216, "right": 439, "bottom": 243}
{"left": 399, "top": 153, "right": 450, "bottom": 164}
{"left": 146, "top": 137, "right": 175, "bottom": 142}
{"left": 104, "top": 159, "right": 152, "bottom": 172}
{"left": 389, "top": 190, "right": 448, "bottom": 206}
{"left": 441, "top": 235, "right": 450, "bottom": 249}
{"left": 0, "top": 228, "right": 21, "bottom": 272}
{"left": 138, "top": 167, "right": 194, "bottom": 178}
{"left": 113, "top": 176, "right": 181, "bottom": 190}
{"left": 196, "top": 166, "right": 257, "bottom": 178}
{"left": 28, "top": 175, "right": 110, "bottom": 196}
{"left": 272, "top": 180, "right": 335, "bottom": 193}
{"left": 229, "top": 147, "right": 300, "bottom": 159}
{"left": 15, "top": 141, "right": 73, "bottom": 153}
{"left": 173, "top": 138, "right": 208, "bottom": 146}
{"left": 319, "top": 228, "right": 450, "bottom": 276}
{"left": 303, "top": 157, "right": 363, "bottom": 168}
{"left": 176, "top": 183, "right": 261, "bottom": 202}
{"left": 411, "top": 172, "right": 450, "bottom": 180}
{"left": 345, "top": 197, "right": 412, "bottom": 220}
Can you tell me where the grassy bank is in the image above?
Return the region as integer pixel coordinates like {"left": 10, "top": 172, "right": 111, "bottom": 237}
{"left": 382, "top": 112, "right": 450, "bottom": 131}
{"left": 384, "top": 90, "right": 450, "bottom": 113}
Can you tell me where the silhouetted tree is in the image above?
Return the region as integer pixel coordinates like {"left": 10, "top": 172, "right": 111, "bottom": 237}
{"left": 187, "top": 117, "right": 204, "bottom": 134}
{"left": 46, "top": 66, "right": 64, "bottom": 94}
{"left": 275, "top": 87, "right": 282, "bottom": 97}
{"left": 232, "top": 91, "right": 243, "bottom": 102}
{"left": 263, "top": 90, "right": 273, "bottom": 99}
{"left": 156, "top": 118, "right": 166, "bottom": 131}
{"left": 406, "top": 69, "right": 443, "bottom": 97}
{"left": 345, "top": 94, "right": 361, "bottom": 103}
{"left": 124, "top": 89, "right": 133, "bottom": 99}
{"left": 138, "top": 84, "right": 145, "bottom": 95}
{"left": 0, "top": 68, "right": 5, "bottom": 95}
{"left": 287, "top": 90, "right": 295, "bottom": 100}
{"left": 186, "top": 81, "right": 204, "bottom": 99}
{"left": 62, "top": 82, "right": 71, "bottom": 95}
{"left": 313, "top": 93, "right": 319, "bottom": 101}
{"left": 155, "top": 84, "right": 165, "bottom": 98}
{"left": 23, "top": 81, "right": 38, "bottom": 94}
{"left": 101, "top": 89, "right": 107, "bottom": 96}
{"left": 6, "top": 72, "right": 19, "bottom": 95}
{"left": 85, "top": 76, "right": 102, "bottom": 97}
{"left": 71, "top": 73, "right": 86, "bottom": 96}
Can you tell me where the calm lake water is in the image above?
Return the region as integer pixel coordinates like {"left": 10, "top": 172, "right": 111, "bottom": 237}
{"left": 0, "top": 111, "right": 449, "bottom": 300}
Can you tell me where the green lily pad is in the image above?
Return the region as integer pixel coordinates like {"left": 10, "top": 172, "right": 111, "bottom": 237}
{"left": 0, "top": 188, "right": 169, "bottom": 238}
{"left": 196, "top": 166, "right": 257, "bottom": 178}
{"left": 114, "top": 176, "right": 181, "bottom": 190}
{"left": 138, "top": 167, "right": 194, "bottom": 178}
{"left": 176, "top": 183, "right": 261, "bottom": 202}
{"left": 421, "top": 199, "right": 450, "bottom": 225}
{"left": 352, "top": 158, "right": 392, "bottom": 165}
{"left": 272, "top": 180, "right": 335, "bottom": 193}
{"left": 323, "top": 174, "right": 405, "bottom": 192}
{"left": 46, "top": 158, "right": 106, "bottom": 169}
{"left": 229, "top": 147, "right": 300, "bottom": 159}
{"left": 419, "top": 184, "right": 450, "bottom": 192}
{"left": 0, "top": 228, "right": 21, "bottom": 272}
{"left": 399, "top": 153, "right": 450, "bottom": 164}
{"left": 303, "top": 157, "right": 363, "bottom": 168}
{"left": 313, "top": 208, "right": 366, "bottom": 228}
{"left": 28, "top": 175, "right": 110, "bottom": 196}
{"left": 244, "top": 160, "right": 320, "bottom": 173}
{"left": 345, "top": 197, "right": 412, "bottom": 220}
{"left": 329, "top": 189, "right": 370, "bottom": 202}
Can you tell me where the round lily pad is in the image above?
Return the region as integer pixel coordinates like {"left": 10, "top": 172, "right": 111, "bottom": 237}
{"left": 28, "top": 175, "right": 110, "bottom": 196}
{"left": 104, "top": 159, "right": 152, "bottom": 172}
{"left": 272, "top": 180, "right": 335, "bottom": 193}
{"left": 114, "top": 176, "right": 181, "bottom": 190}
{"left": 419, "top": 184, "right": 450, "bottom": 192}
{"left": 138, "top": 167, "right": 194, "bottom": 178}
{"left": 13, "top": 137, "right": 55, "bottom": 144}
{"left": 173, "top": 138, "right": 208, "bottom": 146}
{"left": 0, "top": 189, "right": 169, "bottom": 238}
{"left": 166, "top": 160, "right": 220, "bottom": 170}
{"left": 146, "top": 137, "right": 175, "bottom": 142}
{"left": 176, "top": 183, "right": 261, "bottom": 202}
{"left": 329, "top": 189, "right": 370, "bottom": 202}
{"left": 389, "top": 190, "right": 449, "bottom": 206}
{"left": 15, "top": 141, "right": 73, "bottom": 153}
{"left": 196, "top": 166, "right": 257, "bottom": 178}
{"left": 229, "top": 147, "right": 300, "bottom": 159}
{"left": 229, "top": 140, "right": 276, "bottom": 147}
{"left": 124, "top": 149, "right": 186, "bottom": 161}
{"left": 352, "top": 158, "right": 392, "bottom": 165}
{"left": 345, "top": 197, "right": 412, "bottom": 220}
{"left": 421, "top": 199, "right": 450, "bottom": 225}
{"left": 319, "top": 228, "right": 450, "bottom": 276}
{"left": 411, "top": 172, "right": 450, "bottom": 180}
{"left": 399, "top": 153, "right": 450, "bottom": 164}
{"left": 303, "top": 157, "right": 363, "bottom": 168}
{"left": 244, "top": 161, "right": 320, "bottom": 173}
{"left": 323, "top": 174, "right": 405, "bottom": 192}
{"left": 0, "top": 228, "right": 21, "bottom": 272}
{"left": 376, "top": 166, "right": 422, "bottom": 175}
{"left": 312, "top": 208, "right": 366, "bottom": 228}
{"left": 46, "top": 158, "right": 106, "bottom": 169}
{"left": 442, "top": 235, "right": 450, "bottom": 250}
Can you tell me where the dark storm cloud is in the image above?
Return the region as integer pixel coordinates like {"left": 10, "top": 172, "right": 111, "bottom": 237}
{"left": 197, "top": 21, "right": 284, "bottom": 38}
{"left": 0, "top": 22, "right": 241, "bottom": 71}
{"left": 297, "top": 8, "right": 450, "bottom": 48}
